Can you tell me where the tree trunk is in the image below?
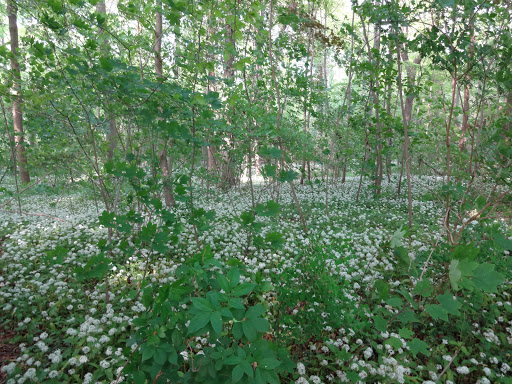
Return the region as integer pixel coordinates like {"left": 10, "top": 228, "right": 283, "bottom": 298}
{"left": 155, "top": 3, "right": 175, "bottom": 207}
{"left": 96, "top": 1, "right": 118, "bottom": 162}
{"left": 396, "top": 40, "right": 414, "bottom": 228}
{"left": 7, "top": 0, "right": 29, "bottom": 183}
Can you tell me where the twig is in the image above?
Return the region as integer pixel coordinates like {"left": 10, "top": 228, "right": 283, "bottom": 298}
{"left": 435, "top": 344, "right": 462, "bottom": 383}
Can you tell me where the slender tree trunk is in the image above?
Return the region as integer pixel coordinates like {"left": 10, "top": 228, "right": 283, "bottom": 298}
{"left": 459, "top": 21, "right": 474, "bottom": 151}
{"left": 155, "top": 3, "right": 175, "bottom": 207}
{"left": 7, "top": 0, "right": 29, "bottom": 183}
{"left": 396, "top": 40, "right": 413, "bottom": 228}
{"left": 268, "top": 0, "right": 307, "bottom": 234}
{"left": 220, "top": 19, "right": 237, "bottom": 189}
{"left": 96, "top": 1, "right": 118, "bottom": 162}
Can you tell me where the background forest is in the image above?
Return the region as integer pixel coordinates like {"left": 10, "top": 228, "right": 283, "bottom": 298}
{"left": 0, "top": 0, "right": 511, "bottom": 383}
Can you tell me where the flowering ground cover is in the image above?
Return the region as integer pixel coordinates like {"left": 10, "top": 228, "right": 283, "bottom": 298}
{"left": 0, "top": 176, "right": 510, "bottom": 384}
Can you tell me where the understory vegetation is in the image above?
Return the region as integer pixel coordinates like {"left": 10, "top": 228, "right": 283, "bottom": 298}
{"left": 1, "top": 176, "right": 511, "bottom": 383}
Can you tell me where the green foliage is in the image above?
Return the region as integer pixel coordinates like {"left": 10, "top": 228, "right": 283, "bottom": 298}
{"left": 125, "top": 250, "right": 293, "bottom": 384}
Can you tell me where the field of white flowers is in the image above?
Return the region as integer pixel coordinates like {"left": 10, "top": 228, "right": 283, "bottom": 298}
{"left": 0, "top": 176, "right": 510, "bottom": 384}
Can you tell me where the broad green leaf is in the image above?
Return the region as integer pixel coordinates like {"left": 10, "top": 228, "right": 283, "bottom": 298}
{"left": 227, "top": 267, "right": 240, "bottom": 288}
{"left": 246, "top": 304, "right": 266, "bottom": 319}
{"left": 385, "top": 337, "right": 402, "bottom": 349}
{"left": 449, "top": 260, "right": 462, "bottom": 291}
{"left": 413, "top": 279, "right": 433, "bottom": 297}
{"left": 232, "top": 283, "right": 256, "bottom": 297}
{"left": 425, "top": 304, "right": 448, "bottom": 321}
{"left": 390, "top": 228, "right": 406, "bottom": 248}
{"left": 407, "top": 338, "right": 430, "bottom": 357}
{"left": 210, "top": 311, "right": 223, "bottom": 334}
{"left": 260, "top": 357, "right": 281, "bottom": 370}
{"left": 399, "top": 328, "right": 414, "bottom": 339}
{"left": 374, "top": 315, "right": 387, "bottom": 332}
{"left": 243, "top": 321, "right": 257, "bottom": 341}
{"left": 188, "top": 311, "right": 210, "bottom": 334}
{"left": 191, "top": 298, "right": 213, "bottom": 312}
{"left": 437, "top": 292, "right": 461, "bottom": 316}
{"left": 228, "top": 298, "right": 245, "bottom": 310}
{"left": 232, "top": 364, "right": 244, "bottom": 383}
{"left": 250, "top": 317, "right": 269, "bottom": 333}
{"left": 473, "top": 263, "right": 505, "bottom": 293}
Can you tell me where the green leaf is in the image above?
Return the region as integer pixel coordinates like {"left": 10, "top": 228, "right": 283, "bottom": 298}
{"left": 191, "top": 298, "right": 213, "bottom": 312}
{"left": 413, "top": 279, "right": 433, "bottom": 297}
{"left": 473, "top": 263, "right": 505, "bottom": 293}
{"left": 260, "top": 357, "right": 281, "bottom": 370}
{"left": 449, "top": 260, "right": 463, "bottom": 291}
{"left": 399, "top": 328, "right": 414, "bottom": 339}
{"left": 437, "top": 292, "right": 461, "bottom": 316}
{"left": 232, "top": 364, "right": 245, "bottom": 383}
{"left": 210, "top": 311, "right": 223, "bottom": 334}
{"left": 243, "top": 321, "right": 257, "bottom": 341}
{"left": 217, "top": 273, "right": 230, "bottom": 293}
{"left": 246, "top": 304, "right": 265, "bottom": 319}
{"left": 250, "top": 317, "right": 269, "bottom": 333}
{"left": 390, "top": 228, "right": 406, "bottom": 248}
{"left": 224, "top": 355, "right": 242, "bottom": 365}
{"left": 385, "top": 337, "right": 402, "bottom": 349}
{"left": 188, "top": 311, "right": 210, "bottom": 334}
{"left": 227, "top": 267, "right": 240, "bottom": 288}
{"left": 265, "top": 232, "right": 284, "bottom": 249}
{"left": 228, "top": 298, "right": 245, "bottom": 310}
{"left": 494, "top": 233, "right": 512, "bottom": 250}
{"left": 232, "top": 283, "right": 256, "bottom": 297}
{"left": 278, "top": 170, "right": 299, "bottom": 183}
{"left": 99, "top": 57, "right": 114, "bottom": 71}
{"left": 141, "top": 345, "right": 155, "bottom": 362}
{"left": 407, "top": 338, "right": 430, "bottom": 357}
{"left": 374, "top": 315, "right": 387, "bottom": 332}
{"left": 233, "top": 322, "right": 243, "bottom": 339}
{"left": 425, "top": 304, "right": 448, "bottom": 321}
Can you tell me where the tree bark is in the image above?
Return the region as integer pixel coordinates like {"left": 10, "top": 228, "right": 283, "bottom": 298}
{"left": 96, "top": 1, "right": 118, "bottom": 162}
{"left": 396, "top": 40, "right": 414, "bottom": 228}
{"left": 7, "top": 0, "right": 30, "bottom": 183}
{"left": 155, "top": 3, "right": 175, "bottom": 207}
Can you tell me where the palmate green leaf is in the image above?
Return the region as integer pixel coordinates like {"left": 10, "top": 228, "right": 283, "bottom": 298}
{"left": 386, "top": 337, "right": 402, "bottom": 349}
{"left": 278, "top": 170, "right": 299, "bottom": 183}
{"left": 399, "top": 328, "right": 414, "bottom": 339}
{"left": 265, "top": 231, "right": 284, "bottom": 249}
{"left": 473, "top": 263, "right": 505, "bottom": 293}
{"left": 407, "top": 338, "right": 430, "bottom": 357}
{"left": 390, "top": 228, "right": 406, "bottom": 248}
{"left": 437, "top": 292, "right": 461, "bottom": 316}
{"left": 425, "top": 304, "right": 448, "bottom": 321}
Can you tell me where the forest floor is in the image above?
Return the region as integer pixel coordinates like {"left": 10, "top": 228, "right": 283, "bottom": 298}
{"left": 0, "top": 176, "right": 510, "bottom": 384}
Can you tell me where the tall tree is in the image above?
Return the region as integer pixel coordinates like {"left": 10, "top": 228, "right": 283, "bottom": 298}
{"left": 7, "top": 0, "right": 29, "bottom": 183}
{"left": 155, "top": 0, "right": 175, "bottom": 207}
{"left": 96, "top": 1, "right": 118, "bottom": 162}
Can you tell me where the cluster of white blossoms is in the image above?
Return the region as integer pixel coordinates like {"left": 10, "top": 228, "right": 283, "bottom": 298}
{"left": 0, "top": 176, "right": 510, "bottom": 383}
